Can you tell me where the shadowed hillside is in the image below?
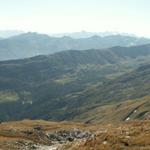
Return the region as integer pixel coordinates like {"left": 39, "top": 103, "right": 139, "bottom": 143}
{"left": 0, "top": 44, "right": 149, "bottom": 122}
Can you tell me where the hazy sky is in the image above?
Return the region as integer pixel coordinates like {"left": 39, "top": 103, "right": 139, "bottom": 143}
{"left": 0, "top": 0, "right": 150, "bottom": 37}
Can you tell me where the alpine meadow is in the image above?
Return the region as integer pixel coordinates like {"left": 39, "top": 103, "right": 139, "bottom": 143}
{"left": 0, "top": 0, "right": 150, "bottom": 149}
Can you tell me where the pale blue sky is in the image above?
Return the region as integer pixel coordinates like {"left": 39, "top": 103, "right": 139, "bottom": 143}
{"left": 0, "top": 0, "right": 150, "bottom": 36}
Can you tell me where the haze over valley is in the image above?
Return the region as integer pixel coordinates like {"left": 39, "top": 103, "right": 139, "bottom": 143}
{"left": 0, "top": 0, "right": 150, "bottom": 149}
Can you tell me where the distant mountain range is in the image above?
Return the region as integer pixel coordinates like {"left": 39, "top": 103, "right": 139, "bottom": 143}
{"left": 0, "top": 30, "right": 135, "bottom": 39}
{"left": 51, "top": 31, "right": 136, "bottom": 38}
{"left": 0, "top": 32, "right": 150, "bottom": 60}
{"left": 0, "top": 44, "right": 149, "bottom": 122}
{"left": 0, "top": 30, "right": 24, "bottom": 38}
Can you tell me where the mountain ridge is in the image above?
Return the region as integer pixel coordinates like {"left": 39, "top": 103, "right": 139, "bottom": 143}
{"left": 0, "top": 32, "right": 150, "bottom": 60}
{"left": 0, "top": 44, "right": 149, "bottom": 121}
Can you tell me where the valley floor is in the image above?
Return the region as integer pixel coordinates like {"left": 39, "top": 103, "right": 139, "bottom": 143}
{"left": 0, "top": 119, "right": 150, "bottom": 150}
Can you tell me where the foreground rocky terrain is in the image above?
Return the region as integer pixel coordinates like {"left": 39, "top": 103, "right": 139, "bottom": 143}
{"left": 0, "top": 120, "right": 94, "bottom": 150}
{"left": 0, "top": 119, "right": 150, "bottom": 150}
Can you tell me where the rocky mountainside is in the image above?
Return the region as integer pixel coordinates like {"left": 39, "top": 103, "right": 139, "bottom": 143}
{"left": 0, "top": 120, "right": 149, "bottom": 150}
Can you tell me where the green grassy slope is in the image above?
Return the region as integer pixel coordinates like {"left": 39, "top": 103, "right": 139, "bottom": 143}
{"left": 0, "top": 45, "right": 149, "bottom": 121}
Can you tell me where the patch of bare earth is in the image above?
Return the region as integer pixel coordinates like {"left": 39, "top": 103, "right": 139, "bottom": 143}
{"left": 0, "top": 120, "right": 149, "bottom": 150}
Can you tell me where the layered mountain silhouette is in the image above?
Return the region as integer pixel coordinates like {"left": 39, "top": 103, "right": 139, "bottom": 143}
{"left": 51, "top": 31, "right": 135, "bottom": 38}
{"left": 0, "top": 32, "right": 150, "bottom": 60}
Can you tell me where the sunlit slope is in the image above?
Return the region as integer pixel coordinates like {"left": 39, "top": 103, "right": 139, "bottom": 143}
{"left": 0, "top": 45, "right": 149, "bottom": 121}
{"left": 74, "top": 96, "right": 150, "bottom": 124}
